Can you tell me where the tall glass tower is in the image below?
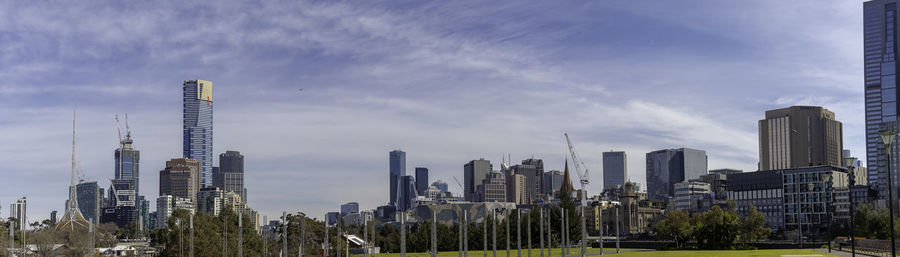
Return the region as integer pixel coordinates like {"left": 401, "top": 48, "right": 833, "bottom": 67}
{"left": 865, "top": 1, "right": 900, "bottom": 200}
{"left": 389, "top": 150, "right": 406, "bottom": 207}
{"left": 115, "top": 131, "right": 140, "bottom": 194}
{"left": 183, "top": 80, "right": 213, "bottom": 187}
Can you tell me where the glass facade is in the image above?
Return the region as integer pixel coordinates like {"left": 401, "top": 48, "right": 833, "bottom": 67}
{"left": 645, "top": 148, "right": 708, "bottom": 200}
{"left": 183, "top": 80, "right": 214, "bottom": 187}
{"left": 864, "top": 1, "right": 900, "bottom": 198}
{"left": 603, "top": 151, "right": 627, "bottom": 189}
{"left": 389, "top": 150, "right": 406, "bottom": 206}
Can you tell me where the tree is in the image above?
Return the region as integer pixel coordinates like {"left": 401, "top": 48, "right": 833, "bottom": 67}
{"left": 739, "top": 206, "right": 770, "bottom": 243}
{"left": 693, "top": 206, "right": 740, "bottom": 250}
{"left": 653, "top": 210, "right": 692, "bottom": 248}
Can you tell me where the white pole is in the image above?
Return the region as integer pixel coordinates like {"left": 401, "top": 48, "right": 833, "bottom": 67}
{"left": 190, "top": 214, "right": 194, "bottom": 257}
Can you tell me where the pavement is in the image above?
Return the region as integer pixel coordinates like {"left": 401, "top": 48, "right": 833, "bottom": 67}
{"left": 814, "top": 248, "right": 879, "bottom": 257}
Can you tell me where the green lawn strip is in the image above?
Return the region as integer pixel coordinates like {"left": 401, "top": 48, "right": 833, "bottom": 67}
{"left": 359, "top": 249, "right": 836, "bottom": 257}
{"left": 604, "top": 249, "right": 838, "bottom": 257}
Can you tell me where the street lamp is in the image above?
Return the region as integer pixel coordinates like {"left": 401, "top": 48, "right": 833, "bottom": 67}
{"left": 517, "top": 209, "right": 522, "bottom": 257}
{"left": 882, "top": 130, "right": 898, "bottom": 257}
{"left": 494, "top": 207, "right": 505, "bottom": 257}
{"left": 845, "top": 156, "right": 858, "bottom": 257}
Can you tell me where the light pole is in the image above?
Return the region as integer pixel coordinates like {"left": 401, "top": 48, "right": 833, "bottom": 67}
{"left": 465, "top": 212, "right": 469, "bottom": 257}
{"left": 484, "top": 212, "right": 488, "bottom": 257}
{"left": 460, "top": 209, "right": 464, "bottom": 257}
{"left": 506, "top": 208, "right": 510, "bottom": 257}
{"left": 190, "top": 214, "right": 194, "bottom": 257}
{"left": 560, "top": 209, "right": 565, "bottom": 257}
{"left": 517, "top": 210, "right": 522, "bottom": 257}
{"left": 539, "top": 208, "right": 544, "bottom": 257}
{"left": 883, "top": 130, "right": 898, "bottom": 257}
{"left": 401, "top": 211, "right": 407, "bottom": 257}
{"left": 614, "top": 203, "right": 620, "bottom": 254}
{"left": 324, "top": 214, "right": 328, "bottom": 257}
{"left": 239, "top": 212, "right": 243, "bottom": 257}
{"left": 432, "top": 210, "right": 437, "bottom": 257}
{"left": 527, "top": 209, "right": 531, "bottom": 257}
{"left": 845, "top": 157, "right": 858, "bottom": 257}
{"left": 494, "top": 208, "right": 503, "bottom": 257}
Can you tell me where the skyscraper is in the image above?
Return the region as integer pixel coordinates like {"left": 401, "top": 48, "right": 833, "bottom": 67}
{"left": 214, "top": 151, "right": 247, "bottom": 202}
{"left": 398, "top": 175, "right": 416, "bottom": 211}
{"left": 75, "top": 181, "right": 102, "bottom": 224}
{"left": 865, "top": 0, "right": 897, "bottom": 189}
{"left": 602, "top": 151, "right": 627, "bottom": 189}
{"left": 464, "top": 159, "right": 492, "bottom": 201}
{"left": 183, "top": 80, "right": 214, "bottom": 187}
{"left": 341, "top": 202, "right": 359, "bottom": 215}
{"left": 758, "top": 106, "right": 843, "bottom": 170}
{"left": 415, "top": 167, "right": 428, "bottom": 195}
{"left": 115, "top": 131, "right": 140, "bottom": 198}
{"left": 159, "top": 158, "right": 202, "bottom": 205}
{"left": 543, "top": 170, "right": 564, "bottom": 196}
{"left": 389, "top": 150, "right": 406, "bottom": 207}
{"left": 645, "top": 148, "right": 708, "bottom": 200}
{"left": 521, "top": 158, "right": 545, "bottom": 204}
{"left": 9, "top": 197, "right": 25, "bottom": 231}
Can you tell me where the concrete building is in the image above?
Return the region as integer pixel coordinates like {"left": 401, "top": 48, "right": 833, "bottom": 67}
{"left": 673, "top": 181, "right": 711, "bottom": 212}
{"left": 159, "top": 158, "right": 201, "bottom": 205}
{"left": 758, "top": 106, "right": 843, "bottom": 170}
{"left": 341, "top": 202, "right": 359, "bottom": 215}
{"left": 415, "top": 167, "right": 428, "bottom": 195}
{"left": 183, "top": 80, "right": 214, "bottom": 187}
{"left": 389, "top": 150, "right": 406, "bottom": 207}
{"left": 156, "top": 195, "right": 194, "bottom": 229}
{"left": 75, "top": 181, "right": 102, "bottom": 224}
{"left": 464, "top": 159, "right": 492, "bottom": 202}
{"left": 603, "top": 151, "right": 627, "bottom": 189}
{"left": 543, "top": 170, "right": 564, "bottom": 197}
{"left": 9, "top": 197, "right": 26, "bottom": 231}
{"left": 645, "top": 148, "right": 708, "bottom": 200}
{"left": 782, "top": 165, "right": 849, "bottom": 235}
{"left": 521, "top": 158, "right": 545, "bottom": 203}
{"left": 725, "top": 170, "right": 785, "bottom": 230}
{"left": 505, "top": 173, "right": 527, "bottom": 204}
{"left": 197, "top": 187, "right": 244, "bottom": 216}
{"left": 476, "top": 171, "right": 507, "bottom": 202}
{"left": 213, "top": 150, "right": 247, "bottom": 203}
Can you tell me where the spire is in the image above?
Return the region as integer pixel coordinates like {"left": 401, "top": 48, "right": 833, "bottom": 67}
{"left": 57, "top": 111, "right": 89, "bottom": 230}
{"left": 562, "top": 157, "right": 574, "bottom": 193}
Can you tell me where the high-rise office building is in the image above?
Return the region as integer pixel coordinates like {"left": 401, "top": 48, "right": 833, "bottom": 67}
{"left": 389, "top": 150, "right": 406, "bottom": 207}
{"left": 75, "top": 181, "right": 102, "bottom": 224}
{"left": 213, "top": 151, "right": 247, "bottom": 202}
{"left": 506, "top": 173, "right": 527, "bottom": 204}
{"left": 415, "top": 167, "right": 428, "bottom": 195}
{"left": 431, "top": 180, "right": 449, "bottom": 193}
{"left": 159, "top": 158, "right": 202, "bottom": 204}
{"left": 9, "top": 197, "right": 25, "bottom": 230}
{"left": 758, "top": 106, "right": 843, "bottom": 170}
{"left": 183, "top": 80, "right": 214, "bottom": 187}
{"left": 603, "top": 151, "right": 627, "bottom": 189}
{"left": 477, "top": 171, "right": 507, "bottom": 202}
{"left": 464, "top": 158, "right": 493, "bottom": 201}
{"left": 398, "top": 175, "right": 416, "bottom": 211}
{"left": 50, "top": 211, "right": 57, "bottom": 224}
{"left": 341, "top": 202, "right": 359, "bottom": 215}
{"left": 115, "top": 131, "right": 140, "bottom": 198}
{"left": 646, "top": 148, "right": 708, "bottom": 200}
{"left": 156, "top": 195, "right": 194, "bottom": 229}
{"left": 864, "top": 0, "right": 900, "bottom": 194}
{"left": 520, "top": 158, "right": 545, "bottom": 204}
{"left": 543, "top": 170, "right": 564, "bottom": 196}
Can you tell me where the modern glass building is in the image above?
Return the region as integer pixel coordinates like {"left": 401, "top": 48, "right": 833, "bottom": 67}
{"left": 389, "top": 150, "right": 406, "bottom": 206}
{"left": 214, "top": 150, "right": 246, "bottom": 202}
{"left": 864, "top": 0, "right": 900, "bottom": 199}
{"left": 602, "top": 151, "right": 627, "bottom": 189}
{"left": 415, "top": 167, "right": 428, "bottom": 195}
{"left": 464, "top": 158, "right": 492, "bottom": 201}
{"left": 645, "top": 148, "right": 708, "bottom": 200}
{"left": 75, "top": 181, "right": 101, "bottom": 224}
{"left": 183, "top": 80, "right": 213, "bottom": 187}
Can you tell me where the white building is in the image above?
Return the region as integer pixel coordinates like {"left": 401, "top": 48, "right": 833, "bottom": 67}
{"left": 673, "top": 181, "right": 710, "bottom": 212}
{"left": 156, "top": 195, "right": 194, "bottom": 229}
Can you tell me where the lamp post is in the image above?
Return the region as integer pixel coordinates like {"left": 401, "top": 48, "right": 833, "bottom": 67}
{"left": 882, "top": 130, "right": 898, "bottom": 257}
{"left": 517, "top": 210, "right": 522, "bottom": 257}
{"left": 845, "top": 156, "right": 858, "bottom": 257}
{"left": 465, "top": 212, "right": 469, "bottom": 257}
{"left": 432, "top": 210, "right": 437, "bottom": 257}
{"left": 493, "top": 208, "right": 501, "bottom": 257}
{"left": 614, "top": 203, "right": 620, "bottom": 254}
{"left": 527, "top": 209, "right": 531, "bottom": 257}
{"left": 539, "top": 208, "right": 544, "bottom": 257}
{"left": 506, "top": 208, "right": 510, "bottom": 257}
{"left": 484, "top": 211, "right": 488, "bottom": 257}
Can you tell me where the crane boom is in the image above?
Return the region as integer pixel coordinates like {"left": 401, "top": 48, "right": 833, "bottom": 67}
{"left": 564, "top": 133, "right": 589, "bottom": 187}
{"left": 452, "top": 176, "right": 464, "bottom": 192}
{"left": 115, "top": 113, "right": 123, "bottom": 143}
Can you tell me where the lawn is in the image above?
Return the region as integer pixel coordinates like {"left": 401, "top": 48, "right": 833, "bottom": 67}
{"left": 361, "top": 248, "right": 838, "bottom": 257}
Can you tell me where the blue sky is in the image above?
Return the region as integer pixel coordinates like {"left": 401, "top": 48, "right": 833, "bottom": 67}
{"left": 0, "top": 1, "right": 864, "bottom": 222}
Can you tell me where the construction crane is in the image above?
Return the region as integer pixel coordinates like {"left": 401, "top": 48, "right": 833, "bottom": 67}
{"left": 115, "top": 113, "right": 123, "bottom": 143}
{"left": 452, "top": 176, "right": 465, "bottom": 197}
{"left": 564, "top": 133, "right": 595, "bottom": 257}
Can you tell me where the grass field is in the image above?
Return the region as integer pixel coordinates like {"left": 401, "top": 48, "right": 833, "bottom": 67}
{"left": 359, "top": 248, "right": 838, "bottom": 257}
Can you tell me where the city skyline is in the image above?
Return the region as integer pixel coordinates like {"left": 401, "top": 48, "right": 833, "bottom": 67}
{"left": 0, "top": 1, "right": 865, "bottom": 222}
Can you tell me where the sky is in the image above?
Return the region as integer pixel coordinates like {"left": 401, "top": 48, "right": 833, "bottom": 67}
{"left": 0, "top": 1, "right": 865, "bottom": 223}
